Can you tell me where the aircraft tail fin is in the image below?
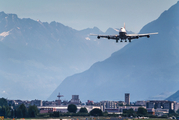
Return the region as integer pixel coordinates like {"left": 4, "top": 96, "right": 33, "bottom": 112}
{"left": 124, "top": 23, "right": 125, "bottom": 29}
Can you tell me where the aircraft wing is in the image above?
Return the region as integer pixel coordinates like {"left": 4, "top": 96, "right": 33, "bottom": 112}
{"left": 127, "top": 32, "right": 158, "bottom": 38}
{"left": 90, "top": 34, "right": 119, "bottom": 39}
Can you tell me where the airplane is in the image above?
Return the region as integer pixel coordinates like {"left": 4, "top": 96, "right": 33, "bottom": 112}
{"left": 90, "top": 23, "right": 158, "bottom": 43}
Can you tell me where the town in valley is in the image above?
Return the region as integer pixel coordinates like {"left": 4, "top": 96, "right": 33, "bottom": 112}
{"left": 4, "top": 92, "right": 179, "bottom": 118}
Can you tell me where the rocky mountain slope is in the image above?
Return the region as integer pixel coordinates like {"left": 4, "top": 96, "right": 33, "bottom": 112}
{"left": 166, "top": 90, "right": 179, "bottom": 102}
{"left": 0, "top": 11, "right": 126, "bottom": 100}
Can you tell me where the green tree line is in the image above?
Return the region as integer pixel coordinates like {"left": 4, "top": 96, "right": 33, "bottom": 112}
{"left": 0, "top": 98, "right": 39, "bottom": 118}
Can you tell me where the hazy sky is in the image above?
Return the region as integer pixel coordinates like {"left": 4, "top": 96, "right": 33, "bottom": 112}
{"left": 0, "top": 0, "right": 178, "bottom": 33}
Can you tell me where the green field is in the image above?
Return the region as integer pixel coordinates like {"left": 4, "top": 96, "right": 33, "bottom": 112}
{"left": 3, "top": 118, "right": 170, "bottom": 120}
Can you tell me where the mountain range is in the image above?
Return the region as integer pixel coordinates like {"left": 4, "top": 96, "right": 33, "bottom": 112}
{"left": 48, "top": 1, "right": 179, "bottom": 102}
{"left": 166, "top": 90, "right": 179, "bottom": 102}
{"left": 0, "top": 11, "right": 127, "bottom": 100}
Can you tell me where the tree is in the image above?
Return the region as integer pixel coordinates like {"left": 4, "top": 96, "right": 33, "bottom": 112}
{"left": 0, "top": 98, "right": 12, "bottom": 118}
{"left": 0, "top": 106, "right": 6, "bottom": 116}
{"left": 79, "top": 107, "right": 88, "bottom": 113}
{"left": 137, "top": 107, "right": 148, "bottom": 116}
{"left": 67, "top": 104, "right": 77, "bottom": 113}
{"left": 0, "top": 98, "right": 8, "bottom": 107}
{"left": 16, "top": 104, "right": 27, "bottom": 118}
{"left": 28, "top": 105, "right": 39, "bottom": 118}
{"left": 14, "top": 109, "right": 17, "bottom": 118}
{"left": 176, "top": 109, "right": 179, "bottom": 114}
{"left": 168, "top": 109, "right": 177, "bottom": 117}
{"left": 123, "top": 108, "right": 136, "bottom": 117}
{"left": 52, "top": 111, "right": 60, "bottom": 117}
{"left": 90, "top": 108, "right": 103, "bottom": 116}
{"left": 169, "top": 109, "right": 175, "bottom": 114}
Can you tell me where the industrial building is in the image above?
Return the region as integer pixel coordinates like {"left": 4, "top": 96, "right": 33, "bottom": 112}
{"left": 146, "top": 100, "right": 176, "bottom": 110}
{"left": 70, "top": 95, "right": 80, "bottom": 105}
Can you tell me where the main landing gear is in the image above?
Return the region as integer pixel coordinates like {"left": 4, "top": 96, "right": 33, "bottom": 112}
{"left": 128, "top": 38, "right": 132, "bottom": 43}
{"left": 116, "top": 38, "right": 119, "bottom": 43}
{"left": 118, "top": 39, "right": 132, "bottom": 43}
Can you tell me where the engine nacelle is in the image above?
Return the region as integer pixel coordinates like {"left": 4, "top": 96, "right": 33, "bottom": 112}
{"left": 97, "top": 36, "right": 100, "bottom": 39}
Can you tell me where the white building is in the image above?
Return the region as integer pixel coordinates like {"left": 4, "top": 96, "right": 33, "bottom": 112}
{"left": 155, "top": 108, "right": 169, "bottom": 116}
{"left": 100, "top": 101, "right": 117, "bottom": 111}
{"left": 38, "top": 105, "right": 101, "bottom": 113}
{"left": 117, "top": 106, "right": 146, "bottom": 112}
{"left": 175, "top": 102, "right": 179, "bottom": 111}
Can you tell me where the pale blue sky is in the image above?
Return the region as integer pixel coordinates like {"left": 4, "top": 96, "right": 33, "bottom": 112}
{"left": 0, "top": 0, "right": 178, "bottom": 33}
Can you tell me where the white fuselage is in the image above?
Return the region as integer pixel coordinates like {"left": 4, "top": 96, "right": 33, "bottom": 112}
{"left": 119, "top": 27, "right": 127, "bottom": 39}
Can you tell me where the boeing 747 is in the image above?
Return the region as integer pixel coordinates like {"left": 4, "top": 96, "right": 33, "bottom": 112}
{"left": 90, "top": 23, "right": 158, "bottom": 43}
